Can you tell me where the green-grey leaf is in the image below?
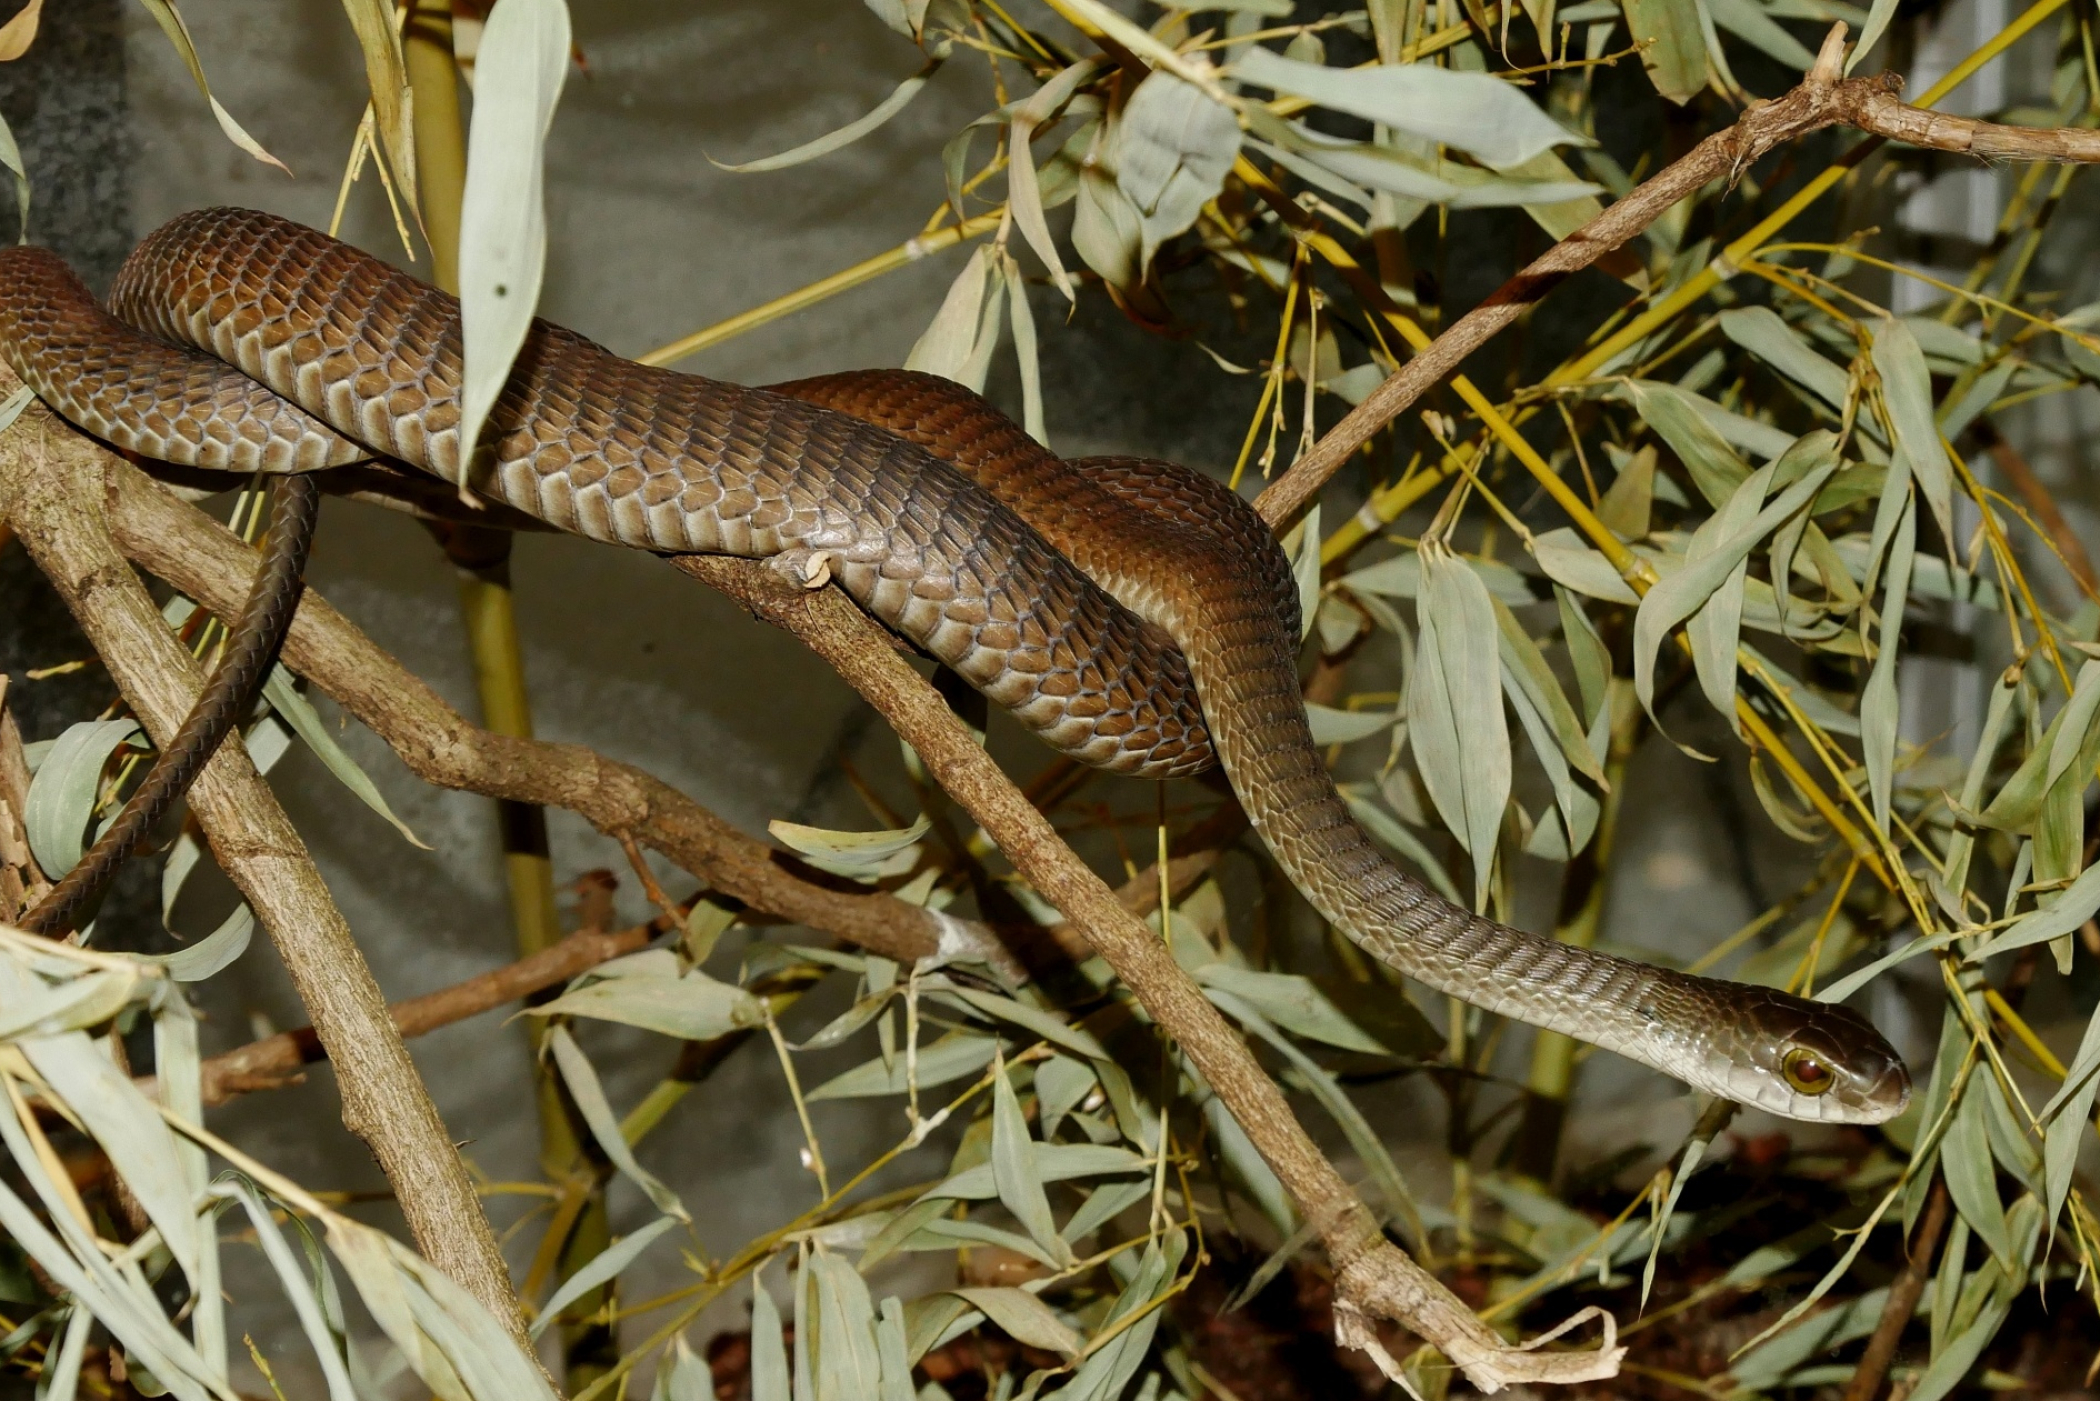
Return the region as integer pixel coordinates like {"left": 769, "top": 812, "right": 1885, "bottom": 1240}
{"left": 949, "top": 1288, "right": 1080, "bottom": 1357}
{"left": 529, "top": 1216, "right": 678, "bottom": 1338}
{"left": 529, "top": 970, "right": 767, "bottom": 1041}
{"left": 1621, "top": 0, "right": 1708, "bottom": 101}
{"left": 1943, "top": 1074, "right": 2012, "bottom": 1264}
{"left": 22, "top": 718, "right": 142, "bottom": 879}
{"left": 1305, "top": 702, "right": 1396, "bottom": 745}
{"left": 455, "top": 0, "right": 570, "bottom": 467}
{"left": 547, "top": 1026, "right": 690, "bottom": 1221}
{"left": 263, "top": 667, "right": 425, "bottom": 847}
{"left": 1115, "top": 69, "right": 1240, "bottom": 270}
{"left": 1719, "top": 306, "right": 1849, "bottom": 409}
{"left": 138, "top": 902, "right": 254, "bottom": 982}
{"left": 1194, "top": 964, "right": 1387, "bottom": 1054}
{"left": 1231, "top": 45, "right": 1579, "bottom": 167}
{"left": 1625, "top": 380, "right": 1749, "bottom": 507}
{"left": 769, "top": 814, "right": 930, "bottom": 879}
{"left": 1410, "top": 547, "right": 1510, "bottom": 906}
{"left": 1870, "top": 318, "right": 1956, "bottom": 548}
{"left": 1861, "top": 490, "right": 1914, "bottom": 831}
{"left": 806, "top": 1031, "right": 997, "bottom": 1100}
{"left": 717, "top": 63, "right": 937, "bottom": 173}
{"left": 1703, "top": 0, "right": 1816, "bottom": 67}
{"left": 993, "top": 1057, "right": 1074, "bottom": 1267}
{"left": 751, "top": 1276, "right": 790, "bottom": 1401}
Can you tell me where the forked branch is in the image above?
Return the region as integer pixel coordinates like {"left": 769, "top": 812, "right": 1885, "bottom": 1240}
{"left": 1252, "top": 24, "right": 2100, "bottom": 529}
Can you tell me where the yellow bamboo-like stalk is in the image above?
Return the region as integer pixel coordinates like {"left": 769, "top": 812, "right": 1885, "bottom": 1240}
{"left": 401, "top": 7, "right": 611, "bottom": 1383}
{"left": 1549, "top": 0, "right": 2072, "bottom": 390}
{"left": 639, "top": 211, "right": 1007, "bottom": 368}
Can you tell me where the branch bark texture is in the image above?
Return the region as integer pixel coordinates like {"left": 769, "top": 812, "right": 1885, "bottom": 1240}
{"left": 0, "top": 380, "right": 526, "bottom": 1342}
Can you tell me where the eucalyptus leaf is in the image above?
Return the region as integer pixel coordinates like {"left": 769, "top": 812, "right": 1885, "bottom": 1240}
{"left": 1870, "top": 318, "right": 1956, "bottom": 549}
{"left": 530, "top": 970, "right": 766, "bottom": 1040}
{"left": 1409, "top": 545, "right": 1510, "bottom": 906}
{"left": 455, "top": 0, "right": 570, "bottom": 467}
{"left": 1231, "top": 45, "right": 1580, "bottom": 167}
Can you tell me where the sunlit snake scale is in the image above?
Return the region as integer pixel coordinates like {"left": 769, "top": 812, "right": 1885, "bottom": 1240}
{"left": 0, "top": 208, "right": 1912, "bottom": 1122}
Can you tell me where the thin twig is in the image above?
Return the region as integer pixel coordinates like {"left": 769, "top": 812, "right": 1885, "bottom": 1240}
{"left": 183, "top": 918, "right": 663, "bottom": 1105}
{"left": 1252, "top": 26, "right": 2100, "bottom": 530}
{"left": 1840, "top": 1180, "right": 1952, "bottom": 1401}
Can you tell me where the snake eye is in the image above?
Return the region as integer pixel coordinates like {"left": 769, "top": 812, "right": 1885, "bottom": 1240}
{"left": 1783, "top": 1048, "right": 1835, "bottom": 1095}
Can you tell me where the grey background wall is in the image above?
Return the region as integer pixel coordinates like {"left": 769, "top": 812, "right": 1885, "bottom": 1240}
{"left": 3, "top": 1, "right": 2093, "bottom": 1394}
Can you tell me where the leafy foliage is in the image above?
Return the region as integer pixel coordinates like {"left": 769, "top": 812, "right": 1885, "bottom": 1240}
{"left": 4, "top": 0, "right": 2100, "bottom": 1396}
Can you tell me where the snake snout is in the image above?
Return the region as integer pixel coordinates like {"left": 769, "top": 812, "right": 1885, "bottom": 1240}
{"left": 1751, "top": 996, "right": 1912, "bottom": 1124}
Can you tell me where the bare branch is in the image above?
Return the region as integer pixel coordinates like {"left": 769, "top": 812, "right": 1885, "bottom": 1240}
{"left": 0, "top": 374, "right": 527, "bottom": 1344}
{"left": 673, "top": 554, "right": 1622, "bottom": 1392}
{"left": 1251, "top": 26, "right": 2100, "bottom": 530}
{"left": 190, "top": 918, "right": 659, "bottom": 1104}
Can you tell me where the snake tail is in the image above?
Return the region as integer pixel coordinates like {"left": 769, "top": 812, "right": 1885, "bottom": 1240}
{"left": 17, "top": 472, "right": 321, "bottom": 935}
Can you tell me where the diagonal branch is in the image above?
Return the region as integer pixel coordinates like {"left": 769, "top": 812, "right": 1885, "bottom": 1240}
{"left": 1251, "top": 26, "right": 2100, "bottom": 530}
{"left": 0, "top": 378, "right": 528, "bottom": 1344}
{"left": 674, "top": 554, "right": 1623, "bottom": 1393}
{"left": 96, "top": 456, "right": 1010, "bottom": 971}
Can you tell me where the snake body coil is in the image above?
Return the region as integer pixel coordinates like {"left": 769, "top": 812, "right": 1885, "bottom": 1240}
{"left": 0, "top": 209, "right": 1910, "bottom": 1122}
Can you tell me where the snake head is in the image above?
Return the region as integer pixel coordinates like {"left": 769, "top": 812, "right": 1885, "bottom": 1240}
{"left": 1723, "top": 992, "right": 1912, "bottom": 1124}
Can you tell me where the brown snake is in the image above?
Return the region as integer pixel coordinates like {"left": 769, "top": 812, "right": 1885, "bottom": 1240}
{"left": 0, "top": 209, "right": 1909, "bottom": 1122}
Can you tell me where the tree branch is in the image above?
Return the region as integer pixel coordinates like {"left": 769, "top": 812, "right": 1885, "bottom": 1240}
{"left": 1251, "top": 27, "right": 2100, "bottom": 531}
{"left": 673, "top": 555, "right": 1621, "bottom": 1393}
{"left": 0, "top": 378, "right": 527, "bottom": 1344}
{"left": 188, "top": 917, "right": 659, "bottom": 1104}
{"left": 95, "top": 456, "right": 1011, "bottom": 974}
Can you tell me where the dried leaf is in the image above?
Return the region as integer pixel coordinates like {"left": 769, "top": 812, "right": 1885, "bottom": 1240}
{"left": 336, "top": 0, "right": 419, "bottom": 221}
{"left": 133, "top": 0, "right": 292, "bottom": 173}
{"left": 0, "top": 0, "right": 38, "bottom": 60}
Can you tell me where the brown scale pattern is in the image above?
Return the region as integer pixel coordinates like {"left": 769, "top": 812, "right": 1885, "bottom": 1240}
{"left": 0, "top": 209, "right": 1913, "bottom": 1123}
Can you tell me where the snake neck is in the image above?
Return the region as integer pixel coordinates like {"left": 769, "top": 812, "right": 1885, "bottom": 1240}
{"left": 1170, "top": 595, "right": 1730, "bottom": 1086}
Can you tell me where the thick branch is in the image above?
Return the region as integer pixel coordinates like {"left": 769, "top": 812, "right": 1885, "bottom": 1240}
{"left": 0, "top": 676, "right": 47, "bottom": 920}
{"left": 674, "top": 555, "right": 1620, "bottom": 1392}
{"left": 0, "top": 383, "right": 526, "bottom": 1342}
{"left": 96, "top": 458, "right": 1003, "bottom": 973}
{"left": 1252, "top": 28, "right": 2100, "bottom": 530}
